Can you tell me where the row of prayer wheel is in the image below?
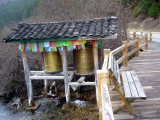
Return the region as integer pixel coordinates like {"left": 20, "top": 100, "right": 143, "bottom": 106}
{"left": 43, "top": 46, "right": 94, "bottom": 75}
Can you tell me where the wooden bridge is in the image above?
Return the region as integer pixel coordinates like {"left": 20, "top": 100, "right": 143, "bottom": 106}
{"left": 114, "top": 42, "right": 160, "bottom": 120}
{"left": 97, "top": 32, "right": 160, "bottom": 120}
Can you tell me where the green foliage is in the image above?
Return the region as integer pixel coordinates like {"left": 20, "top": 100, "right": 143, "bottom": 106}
{"left": 122, "top": 0, "right": 160, "bottom": 18}
{"left": 0, "top": 0, "right": 40, "bottom": 28}
{"left": 148, "top": 2, "right": 160, "bottom": 18}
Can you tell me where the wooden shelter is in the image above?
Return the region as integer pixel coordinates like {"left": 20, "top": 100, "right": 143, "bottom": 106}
{"left": 4, "top": 17, "right": 118, "bottom": 107}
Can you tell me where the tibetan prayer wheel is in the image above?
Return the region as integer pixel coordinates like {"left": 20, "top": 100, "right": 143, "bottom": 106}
{"left": 74, "top": 46, "right": 94, "bottom": 75}
{"left": 43, "top": 51, "right": 62, "bottom": 73}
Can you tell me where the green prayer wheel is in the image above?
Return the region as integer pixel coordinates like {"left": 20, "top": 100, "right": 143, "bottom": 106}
{"left": 43, "top": 51, "right": 62, "bottom": 73}
{"left": 74, "top": 46, "right": 94, "bottom": 75}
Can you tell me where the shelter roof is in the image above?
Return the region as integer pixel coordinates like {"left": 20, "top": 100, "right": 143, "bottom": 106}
{"left": 4, "top": 17, "right": 118, "bottom": 42}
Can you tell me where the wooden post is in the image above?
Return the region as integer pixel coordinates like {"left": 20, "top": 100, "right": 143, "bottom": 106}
{"left": 135, "top": 37, "right": 140, "bottom": 56}
{"left": 93, "top": 46, "right": 99, "bottom": 108}
{"left": 22, "top": 52, "right": 34, "bottom": 106}
{"left": 60, "top": 47, "right": 70, "bottom": 107}
{"left": 150, "top": 32, "right": 152, "bottom": 42}
{"left": 98, "top": 48, "right": 102, "bottom": 69}
{"left": 122, "top": 41, "right": 127, "bottom": 67}
{"left": 44, "top": 79, "right": 48, "bottom": 94}
{"left": 145, "top": 34, "right": 148, "bottom": 50}
{"left": 97, "top": 70, "right": 112, "bottom": 120}
{"left": 133, "top": 31, "right": 136, "bottom": 40}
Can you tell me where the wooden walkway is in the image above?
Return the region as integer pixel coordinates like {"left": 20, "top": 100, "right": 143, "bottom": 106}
{"left": 111, "top": 42, "right": 160, "bottom": 120}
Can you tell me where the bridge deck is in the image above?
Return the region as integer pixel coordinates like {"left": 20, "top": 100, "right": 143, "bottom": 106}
{"left": 111, "top": 42, "right": 160, "bottom": 120}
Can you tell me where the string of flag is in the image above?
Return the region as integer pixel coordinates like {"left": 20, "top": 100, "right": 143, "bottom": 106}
{"left": 19, "top": 40, "right": 102, "bottom": 52}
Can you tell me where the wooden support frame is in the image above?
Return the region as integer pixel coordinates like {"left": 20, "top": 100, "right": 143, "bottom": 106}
{"left": 93, "top": 46, "right": 99, "bottom": 108}
{"left": 60, "top": 47, "right": 71, "bottom": 107}
{"left": 109, "top": 72, "right": 133, "bottom": 114}
{"left": 22, "top": 52, "right": 34, "bottom": 106}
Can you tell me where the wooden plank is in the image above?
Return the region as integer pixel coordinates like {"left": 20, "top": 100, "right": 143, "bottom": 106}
{"left": 69, "top": 82, "right": 96, "bottom": 86}
{"left": 22, "top": 52, "right": 34, "bottom": 106}
{"left": 130, "top": 71, "right": 146, "bottom": 99}
{"left": 30, "top": 76, "right": 64, "bottom": 80}
{"left": 101, "top": 84, "right": 114, "bottom": 120}
{"left": 121, "top": 72, "right": 132, "bottom": 99}
{"left": 126, "top": 71, "right": 139, "bottom": 99}
{"left": 60, "top": 47, "right": 70, "bottom": 107}
{"left": 116, "top": 63, "right": 121, "bottom": 85}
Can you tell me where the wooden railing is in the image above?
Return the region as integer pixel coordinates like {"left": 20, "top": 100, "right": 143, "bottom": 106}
{"left": 97, "top": 34, "right": 148, "bottom": 120}
{"left": 129, "top": 31, "right": 160, "bottom": 42}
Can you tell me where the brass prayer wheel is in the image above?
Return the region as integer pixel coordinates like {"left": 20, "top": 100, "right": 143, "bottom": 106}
{"left": 43, "top": 51, "right": 62, "bottom": 73}
{"left": 74, "top": 46, "right": 94, "bottom": 75}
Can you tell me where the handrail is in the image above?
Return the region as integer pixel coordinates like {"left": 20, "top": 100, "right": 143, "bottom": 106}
{"left": 112, "top": 45, "right": 125, "bottom": 55}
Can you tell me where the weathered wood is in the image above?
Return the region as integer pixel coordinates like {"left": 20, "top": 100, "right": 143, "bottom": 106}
{"left": 101, "top": 84, "right": 114, "bottom": 120}
{"left": 60, "top": 47, "right": 70, "bottom": 107}
{"left": 117, "top": 56, "right": 125, "bottom": 64}
{"left": 30, "top": 76, "right": 64, "bottom": 80}
{"left": 102, "top": 55, "right": 109, "bottom": 70}
{"left": 112, "top": 45, "right": 125, "bottom": 55}
{"left": 97, "top": 70, "right": 110, "bottom": 120}
{"left": 127, "top": 40, "right": 137, "bottom": 47}
{"left": 93, "top": 46, "right": 99, "bottom": 108}
{"left": 77, "top": 76, "right": 85, "bottom": 83}
{"left": 30, "top": 71, "right": 73, "bottom": 75}
{"left": 135, "top": 37, "right": 140, "bottom": 56}
{"left": 22, "top": 52, "right": 34, "bottom": 106}
{"left": 69, "top": 82, "right": 95, "bottom": 86}
{"left": 131, "top": 71, "right": 146, "bottom": 99}
{"left": 122, "top": 41, "right": 127, "bottom": 67}
{"left": 145, "top": 34, "right": 148, "bottom": 50}
{"left": 127, "top": 48, "right": 137, "bottom": 57}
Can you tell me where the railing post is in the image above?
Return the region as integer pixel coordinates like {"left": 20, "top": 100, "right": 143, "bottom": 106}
{"left": 97, "top": 70, "right": 110, "bottom": 120}
{"left": 103, "top": 49, "right": 111, "bottom": 86}
{"left": 133, "top": 31, "right": 136, "bottom": 40}
{"left": 150, "top": 32, "right": 152, "bottom": 42}
{"left": 103, "top": 49, "right": 110, "bottom": 57}
{"left": 145, "top": 34, "right": 148, "bottom": 50}
{"left": 135, "top": 37, "right": 140, "bottom": 56}
{"left": 141, "top": 31, "right": 143, "bottom": 38}
{"left": 122, "top": 41, "right": 127, "bottom": 67}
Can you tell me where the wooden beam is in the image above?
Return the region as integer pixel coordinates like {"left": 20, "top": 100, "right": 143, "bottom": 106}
{"left": 22, "top": 52, "right": 34, "bottom": 106}
{"left": 60, "top": 47, "right": 70, "bottom": 107}
{"left": 69, "top": 82, "right": 95, "bottom": 86}
{"left": 93, "top": 46, "right": 99, "bottom": 108}
{"left": 30, "top": 76, "right": 64, "bottom": 80}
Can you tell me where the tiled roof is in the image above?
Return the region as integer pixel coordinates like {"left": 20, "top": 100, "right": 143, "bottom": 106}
{"left": 4, "top": 17, "right": 118, "bottom": 42}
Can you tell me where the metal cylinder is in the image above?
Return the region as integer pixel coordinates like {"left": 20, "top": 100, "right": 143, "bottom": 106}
{"left": 43, "top": 51, "right": 62, "bottom": 73}
{"left": 74, "top": 46, "right": 94, "bottom": 75}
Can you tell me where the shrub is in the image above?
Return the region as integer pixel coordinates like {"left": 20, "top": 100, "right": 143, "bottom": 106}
{"left": 148, "top": 2, "right": 160, "bottom": 18}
